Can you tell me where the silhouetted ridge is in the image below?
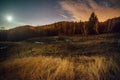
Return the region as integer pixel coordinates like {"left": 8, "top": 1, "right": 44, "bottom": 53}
{"left": 0, "top": 13, "right": 120, "bottom": 41}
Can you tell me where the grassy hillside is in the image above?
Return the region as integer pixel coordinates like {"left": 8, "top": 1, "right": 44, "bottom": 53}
{"left": 0, "top": 33, "right": 120, "bottom": 80}
{"left": 0, "top": 16, "right": 120, "bottom": 41}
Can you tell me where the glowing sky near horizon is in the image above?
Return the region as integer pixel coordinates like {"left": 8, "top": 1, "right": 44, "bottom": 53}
{"left": 0, "top": 0, "right": 120, "bottom": 29}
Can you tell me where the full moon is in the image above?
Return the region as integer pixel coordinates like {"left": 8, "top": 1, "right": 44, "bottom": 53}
{"left": 6, "top": 15, "right": 13, "bottom": 22}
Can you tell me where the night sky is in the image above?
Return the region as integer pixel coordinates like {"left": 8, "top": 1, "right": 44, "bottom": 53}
{"left": 0, "top": 0, "right": 120, "bottom": 29}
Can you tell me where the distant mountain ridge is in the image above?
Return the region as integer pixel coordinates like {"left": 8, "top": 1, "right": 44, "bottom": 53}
{"left": 0, "top": 16, "right": 120, "bottom": 41}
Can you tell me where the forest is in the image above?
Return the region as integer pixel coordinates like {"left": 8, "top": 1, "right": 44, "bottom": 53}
{"left": 0, "top": 12, "right": 120, "bottom": 41}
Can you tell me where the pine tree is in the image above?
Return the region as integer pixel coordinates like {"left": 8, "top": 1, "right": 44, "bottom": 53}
{"left": 88, "top": 12, "right": 99, "bottom": 34}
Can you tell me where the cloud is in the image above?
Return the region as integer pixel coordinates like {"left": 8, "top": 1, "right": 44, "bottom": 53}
{"left": 59, "top": 14, "right": 68, "bottom": 19}
{"left": 97, "top": 0, "right": 120, "bottom": 8}
{"left": 59, "top": 0, "right": 120, "bottom": 21}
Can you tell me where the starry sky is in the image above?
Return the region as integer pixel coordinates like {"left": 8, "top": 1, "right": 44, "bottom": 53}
{"left": 0, "top": 0, "right": 120, "bottom": 29}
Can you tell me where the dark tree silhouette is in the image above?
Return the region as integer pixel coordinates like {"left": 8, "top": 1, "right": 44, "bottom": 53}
{"left": 88, "top": 12, "right": 99, "bottom": 34}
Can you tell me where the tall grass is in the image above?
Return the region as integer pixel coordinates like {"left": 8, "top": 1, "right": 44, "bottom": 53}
{"left": 0, "top": 56, "right": 120, "bottom": 80}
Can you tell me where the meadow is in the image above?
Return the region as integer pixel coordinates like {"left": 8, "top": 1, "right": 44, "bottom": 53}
{"left": 0, "top": 33, "right": 120, "bottom": 80}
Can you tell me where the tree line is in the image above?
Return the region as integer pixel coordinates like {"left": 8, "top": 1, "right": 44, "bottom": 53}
{"left": 0, "top": 12, "right": 120, "bottom": 41}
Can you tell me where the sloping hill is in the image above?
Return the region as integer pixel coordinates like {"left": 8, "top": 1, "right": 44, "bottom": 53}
{"left": 0, "top": 17, "right": 120, "bottom": 41}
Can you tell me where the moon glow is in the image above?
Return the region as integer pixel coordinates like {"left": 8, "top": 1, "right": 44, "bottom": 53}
{"left": 6, "top": 15, "right": 13, "bottom": 22}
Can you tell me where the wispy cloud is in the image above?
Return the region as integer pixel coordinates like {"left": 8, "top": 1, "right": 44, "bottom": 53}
{"left": 59, "top": 0, "right": 120, "bottom": 21}
{"left": 59, "top": 14, "right": 68, "bottom": 19}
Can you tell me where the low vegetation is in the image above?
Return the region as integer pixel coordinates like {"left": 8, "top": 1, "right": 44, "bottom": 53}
{"left": 0, "top": 56, "right": 120, "bottom": 80}
{"left": 0, "top": 34, "right": 120, "bottom": 80}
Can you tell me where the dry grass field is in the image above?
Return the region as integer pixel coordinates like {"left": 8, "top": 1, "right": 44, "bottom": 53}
{"left": 0, "top": 33, "right": 120, "bottom": 80}
{"left": 0, "top": 56, "right": 120, "bottom": 80}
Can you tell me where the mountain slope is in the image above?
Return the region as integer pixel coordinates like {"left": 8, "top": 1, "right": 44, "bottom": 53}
{"left": 0, "top": 17, "right": 120, "bottom": 41}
